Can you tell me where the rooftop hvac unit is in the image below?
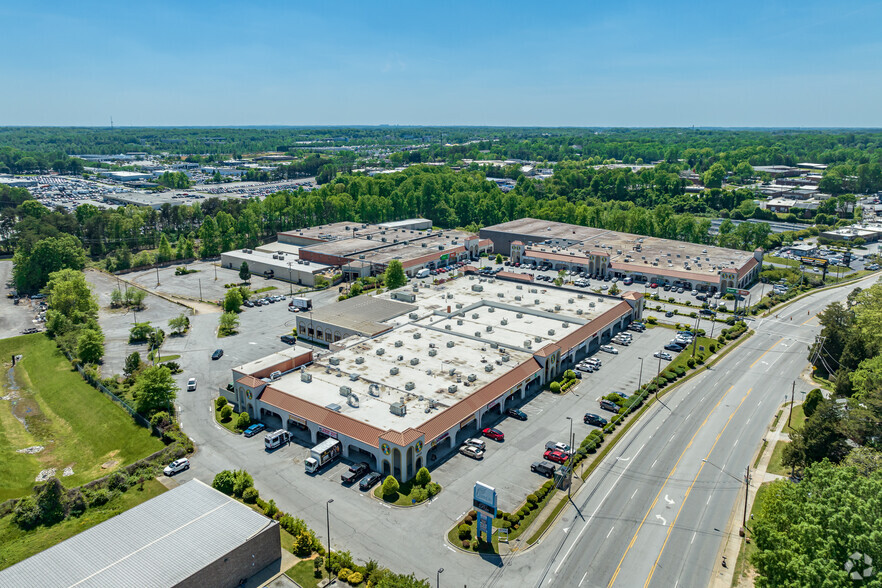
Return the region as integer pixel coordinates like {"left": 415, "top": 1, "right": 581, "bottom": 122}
{"left": 301, "top": 372, "right": 312, "bottom": 383}
{"left": 382, "top": 237, "right": 387, "bottom": 242}
{"left": 501, "top": 318, "right": 508, "bottom": 326}
{"left": 456, "top": 303, "right": 463, "bottom": 309}
{"left": 457, "top": 319, "right": 463, "bottom": 326}
{"left": 340, "top": 385, "right": 351, "bottom": 396}
{"left": 349, "top": 372, "right": 359, "bottom": 381}
{"left": 516, "top": 312, "right": 523, "bottom": 318}
{"left": 578, "top": 294, "right": 584, "bottom": 299}
{"left": 390, "top": 402, "right": 406, "bottom": 416}
{"left": 467, "top": 374, "right": 477, "bottom": 382}
{"left": 472, "top": 285, "right": 484, "bottom": 292}
{"left": 329, "top": 357, "right": 340, "bottom": 366}
{"left": 422, "top": 243, "right": 427, "bottom": 248}
{"left": 408, "top": 313, "right": 418, "bottom": 320}
{"left": 394, "top": 340, "right": 403, "bottom": 347}
{"left": 445, "top": 325, "right": 452, "bottom": 330}
{"left": 475, "top": 331, "right": 481, "bottom": 337}
{"left": 413, "top": 332, "right": 421, "bottom": 339}
{"left": 390, "top": 367, "right": 399, "bottom": 375}
{"left": 548, "top": 329, "right": 556, "bottom": 336}
{"left": 429, "top": 349, "right": 438, "bottom": 357}
{"left": 448, "top": 384, "right": 458, "bottom": 393}
{"left": 514, "top": 295, "right": 522, "bottom": 301}
{"left": 438, "top": 245, "right": 444, "bottom": 250}
{"left": 484, "top": 364, "right": 494, "bottom": 372}
{"left": 446, "top": 340, "right": 455, "bottom": 348}
{"left": 472, "top": 313, "right": 480, "bottom": 319}
{"left": 405, "top": 381, "right": 416, "bottom": 390}
{"left": 497, "top": 293, "right": 504, "bottom": 298}
{"left": 589, "top": 302, "right": 596, "bottom": 308}
{"left": 534, "top": 299, "right": 540, "bottom": 305}
{"left": 535, "top": 336, "right": 542, "bottom": 342}
{"left": 530, "top": 288, "right": 538, "bottom": 294}
{"left": 525, "top": 340, "right": 532, "bottom": 348}
{"left": 555, "top": 304, "right": 561, "bottom": 311}
{"left": 410, "top": 357, "right": 420, "bottom": 366}
{"left": 376, "top": 348, "right": 385, "bottom": 355}
{"left": 501, "top": 354, "right": 510, "bottom": 362}
{"left": 568, "top": 298, "right": 574, "bottom": 304}
{"left": 355, "top": 356, "right": 365, "bottom": 364}
{"left": 369, "top": 383, "right": 380, "bottom": 397}
{"left": 486, "top": 325, "right": 493, "bottom": 332}
{"left": 577, "top": 309, "right": 583, "bottom": 315}
{"left": 516, "top": 285, "right": 523, "bottom": 290}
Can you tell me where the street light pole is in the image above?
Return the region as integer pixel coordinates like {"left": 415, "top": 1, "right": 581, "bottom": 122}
{"left": 637, "top": 356, "right": 644, "bottom": 393}
{"left": 691, "top": 314, "right": 700, "bottom": 358}
{"left": 326, "top": 499, "right": 334, "bottom": 582}
{"left": 288, "top": 262, "right": 293, "bottom": 296}
{"left": 566, "top": 416, "right": 574, "bottom": 496}
{"left": 655, "top": 354, "right": 663, "bottom": 399}
{"left": 436, "top": 567, "right": 444, "bottom": 588}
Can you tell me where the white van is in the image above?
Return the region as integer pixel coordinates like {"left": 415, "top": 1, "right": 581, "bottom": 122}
{"left": 264, "top": 430, "right": 290, "bottom": 450}
{"left": 416, "top": 268, "right": 430, "bottom": 279}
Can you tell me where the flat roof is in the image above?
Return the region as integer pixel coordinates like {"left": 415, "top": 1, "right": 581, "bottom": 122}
{"left": 272, "top": 276, "right": 625, "bottom": 436}
{"left": 303, "top": 295, "right": 418, "bottom": 336}
{"left": 234, "top": 347, "right": 312, "bottom": 377}
{"left": 221, "top": 249, "right": 331, "bottom": 273}
{"left": 483, "top": 218, "right": 755, "bottom": 273}
{"left": 0, "top": 480, "right": 276, "bottom": 588}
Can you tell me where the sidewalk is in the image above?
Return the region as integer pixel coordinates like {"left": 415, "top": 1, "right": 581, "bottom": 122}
{"left": 710, "top": 401, "right": 796, "bottom": 588}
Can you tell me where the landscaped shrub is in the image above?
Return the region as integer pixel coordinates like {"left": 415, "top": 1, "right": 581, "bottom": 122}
{"left": 236, "top": 411, "right": 250, "bottom": 431}
{"left": 646, "top": 316, "right": 658, "bottom": 324}
{"left": 338, "top": 568, "right": 351, "bottom": 583}
{"left": 527, "top": 493, "right": 538, "bottom": 505}
{"left": 348, "top": 572, "right": 363, "bottom": 585}
{"left": 458, "top": 524, "right": 472, "bottom": 540}
{"left": 426, "top": 482, "right": 441, "bottom": 497}
{"left": 709, "top": 343, "right": 717, "bottom": 353}
{"left": 464, "top": 515, "right": 473, "bottom": 525}
{"left": 686, "top": 358, "right": 696, "bottom": 369}
{"left": 220, "top": 405, "right": 233, "bottom": 420}
{"left": 550, "top": 381, "right": 561, "bottom": 394}
{"left": 415, "top": 466, "right": 431, "bottom": 487}
{"left": 412, "top": 488, "right": 429, "bottom": 502}
{"left": 212, "top": 470, "right": 236, "bottom": 495}
{"left": 263, "top": 498, "right": 278, "bottom": 518}
{"left": 381, "top": 476, "right": 399, "bottom": 497}
{"left": 462, "top": 540, "right": 471, "bottom": 549}
{"left": 674, "top": 366, "right": 686, "bottom": 377}
{"left": 232, "top": 470, "right": 254, "bottom": 497}
{"left": 313, "top": 557, "right": 324, "bottom": 577}
{"left": 107, "top": 471, "right": 128, "bottom": 492}
{"left": 88, "top": 488, "right": 111, "bottom": 507}
{"left": 242, "top": 486, "right": 259, "bottom": 504}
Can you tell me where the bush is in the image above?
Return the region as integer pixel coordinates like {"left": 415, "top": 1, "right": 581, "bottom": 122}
{"left": 88, "top": 488, "right": 111, "bottom": 507}
{"left": 338, "top": 568, "right": 351, "bottom": 583}
{"left": 215, "top": 396, "right": 228, "bottom": 409}
{"left": 462, "top": 539, "right": 471, "bottom": 549}
{"left": 674, "top": 366, "right": 686, "bottom": 376}
{"left": 264, "top": 499, "right": 278, "bottom": 518}
{"left": 293, "top": 531, "right": 314, "bottom": 557}
{"left": 12, "top": 496, "right": 41, "bottom": 530}
{"left": 415, "top": 466, "right": 431, "bottom": 487}
{"left": 686, "top": 358, "right": 696, "bottom": 369}
{"left": 804, "top": 388, "right": 823, "bottom": 417}
{"left": 709, "top": 343, "right": 717, "bottom": 353}
{"left": 550, "top": 381, "right": 561, "bottom": 394}
{"left": 107, "top": 471, "right": 128, "bottom": 492}
{"left": 527, "top": 493, "right": 538, "bottom": 505}
{"left": 381, "top": 476, "right": 399, "bottom": 497}
{"left": 464, "top": 515, "right": 473, "bottom": 525}
{"left": 426, "top": 482, "right": 441, "bottom": 497}
{"left": 646, "top": 316, "right": 658, "bottom": 324}
{"left": 220, "top": 405, "right": 233, "bottom": 421}
{"left": 67, "top": 489, "right": 87, "bottom": 517}
{"left": 236, "top": 411, "right": 250, "bottom": 431}
{"left": 314, "top": 557, "right": 324, "bottom": 577}
{"left": 412, "top": 488, "right": 429, "bottom": 503}
{"left": 242, "top": 486, "right": 259, "bottom": 504}
{"left": 212, "top": 470, "right": 236, "bottom": 495}
{"left": 348, "top": 572, "right": 363, "bottom": 585}
{"left": 458, "top": 524, "right": 472, "bottom": 540}
{"left": 564, "top": 369, "right": 576, "bottom": 381}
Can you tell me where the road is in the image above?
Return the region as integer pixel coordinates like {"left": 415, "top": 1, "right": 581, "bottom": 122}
{"left": 485, "top": 272, "right": 879, "bottom": 588}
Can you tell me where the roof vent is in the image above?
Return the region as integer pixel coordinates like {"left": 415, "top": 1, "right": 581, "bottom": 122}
{"left": 390, "top": 367, "right": 399, "bottom": 375}
{"left": 445, "top": 324, "right": 452, "bottom": 330}
{"left": 413, "top": 332, "right": 421, "bottom": 339}
{"left": 467, "top": 374, "right": 477, "bottom": 382}
{"left": 548, "top": 329, "right": 556, "bottom": 336}
{"left": 475, "top": 331, "right": 482, "bottom": 337}
{"left": 428, "top": 348, "right": 437, "bottom": 357}
{"left": 486, "top": 325, "right": 493, "bottom": 332}
{"left": 376, "top": 348, "right": 385, "bottom": 355}
{"left": 340, "top": 385, "right": 352, "bottom": 396}
{"left": 501, "top": 318, "right": 508, "bottom": 326}
{"left": 355, "top": 357, "right": 365, "bottom": 364}
{"left": 516, "top": 312, "right": 523, "bottom": 318}
{"left": 525, "top": 340, "right": 532, "bottom": 348}
{"left": 457, "top": 319, "right": 463, "bottom": 326}
{"left": 410, "top": 357, "right": 420, "bottom": 366}
{"left": 394, "top": 340, "right": 403, "bottom": 348}
{"left": 446, "top": 340, "right": 454, "bottom": 348}
{"left": 562, "top": 322, "right": 569, "bottom": 328}
{"left": 405, "top": 381, "right": 416, "bottom": 390}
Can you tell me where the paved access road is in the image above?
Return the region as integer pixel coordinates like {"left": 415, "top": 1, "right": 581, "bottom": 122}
{"left": 489, "top": 273, "right": 879, "bottom": 588}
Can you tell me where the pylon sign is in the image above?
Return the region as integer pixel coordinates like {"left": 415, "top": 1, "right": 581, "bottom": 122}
{"left": 473, "top": 482, "right": 497, "bottom": 542}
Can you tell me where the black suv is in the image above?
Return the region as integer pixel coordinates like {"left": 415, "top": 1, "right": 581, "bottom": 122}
{"left": 280, "top": 334, "right": 296, "bottom": 344}
{"left": 584, "top": 413, "right": 608, "bottom": 427}
{"left": 531, "top": 461, "right": 556, "bottom": 478}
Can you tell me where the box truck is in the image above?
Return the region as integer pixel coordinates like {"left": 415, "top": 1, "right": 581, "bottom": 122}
{"left": 289, "top": 297, "right": 313, "bottom": 311}
{"left": 305, "top": 438, "right": 342, "bottom": 473}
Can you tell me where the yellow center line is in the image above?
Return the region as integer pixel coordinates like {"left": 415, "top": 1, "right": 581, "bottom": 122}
{"left": 802, "top": 314, "right": 816, "bottom": 325}
{"left": 606, "top": 386, "right": 734, "bottom": 587}
{"left": 643, "top": 388, "right": 752, "bottom": 587}
{"left": 749, "top": 337, "right": 784, "bottom": 369}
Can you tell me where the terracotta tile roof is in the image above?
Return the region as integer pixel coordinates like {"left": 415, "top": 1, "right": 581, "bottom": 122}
{"left": 496, "top": 271, "right": 533, "bottom": 282}
{"left": 737, "top": 257, "right": 759, "bottom": 279}
{"left": 556, "top": 301, "right": 632, "bottom": 354}
{"left": 380, "top": 428, "right": 423, "bottom": 446}
{"left": 418, "top": 359, "right": 541, "bottom": 443}
{"left": 478, "top": 239, "right": 493, "bottom": 247}
{"left": 402, "top": 246, "right": 467, "bottom": 269}
{"left": 533, "top": 344, "right": 560, "bottom": 358}
{"left": 621, "top": 291, "right": 643, "bottom": 301}
{"left": 236, "top": 376, "right": 266, "bottom": 389}
{"left": 610, "top": 261, "right": 721, "bottom": 285}
{"left": 259, "top": 387, "right": 385, "bottom": 447}
{"left": 511, "top": 240, "right": 524, "bottom": 246}
{"left": 524, "top": 249, "right": 591, "bottom": 264}
{"left": 463, "top": 265, "right": 478, "bottom": 273}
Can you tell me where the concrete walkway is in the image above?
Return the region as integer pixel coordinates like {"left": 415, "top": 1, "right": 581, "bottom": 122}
{"left": 710, "top": 400, "right": 798, "bottom": 588}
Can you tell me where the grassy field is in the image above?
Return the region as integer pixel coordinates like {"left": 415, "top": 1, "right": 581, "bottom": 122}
{"left": 372, "top": 478, "right": 437, "bottom": 506}
{"left": 214, "top": 404, "right": 243, "bottom": 434}
{"left": 766, "top": 440, "right": 790, "bottom": 476}
{"left": 285, "top": 559, "right": 366, "bottom": 588}
{"left": 782, "top": 403, "right": 805, "bottom": 435}
{"left": 731, "top": 482, "right": 772, "bottom": 587}
{"left": 0, "top": 335, "right": 164, "bottom": 501}
{"left": 764, "top": 255, "right": 799, "bottom": 267}
{"left": 0, "top": 478, "right": 167, "bottom": 570}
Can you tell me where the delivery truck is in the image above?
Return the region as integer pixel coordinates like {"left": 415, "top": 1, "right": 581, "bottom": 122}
{"left": 289, "top": 297, "right": 313, "bottom": 311}
{"left": 305, "top": 437, "right": 342, "bottom": 473}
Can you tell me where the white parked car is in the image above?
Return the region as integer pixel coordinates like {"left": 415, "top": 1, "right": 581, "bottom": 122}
{"left": 600, "top": 345, "right": 618, "bottom": 354}
{"left": 459, "top": 445, "right": 484, "bottom": 460}
{"left": 187, "top": 378, "right": 197, "bottom": 392}
{"left": 163, "top": 458, "right": 190, "bottom": 476}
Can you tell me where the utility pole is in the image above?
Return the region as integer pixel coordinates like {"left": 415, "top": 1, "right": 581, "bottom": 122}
{"left": 691, "top": 314, "right": 701, "bottom": 357}
{"left": 155, "top": 265, "right": 160, "bottom": 287}
{"left": 787, "top": 381, "right": 795, "bottom": 427}
{"left": 566, "top": 416, "right": 574, "bottom": 497}
{"left": 655, "top": 354, "right": 663, "bottom": 399}
{"left": 743, "top": 465, "right": 750, "bottom": 528}
{"left": 214, "top": 263, "right": 217, "bottom": 281}
{"left": 198, "top": 279, "right": 203, "bottom": 302}
{"left": 637, "top": 356, "right": 644, "bottom": 393}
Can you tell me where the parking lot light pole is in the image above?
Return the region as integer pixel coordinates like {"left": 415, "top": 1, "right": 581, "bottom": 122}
{"left": 326, "top": 499, "right": 334, "bottom": 582}
{"left": 637, "top": 356, "right": 644, "bottom": 392}
{"left": 691, "top": 315, "right": 701, "bottom": 358}
{"left": 566, "top": 416, "right": 574, "bottom": 497}
{"left": 655, "top": 354, "right": 663, "bottom": 399}
{"left": 436, "top": 567, "right": 444, "bottom": 588}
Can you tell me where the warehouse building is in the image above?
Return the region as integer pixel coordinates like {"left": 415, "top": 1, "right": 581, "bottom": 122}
{"left": 481, "top": 218, "right": 762, "bottom": 293}
{"left": 226, "top": 274, "right": 643, "bottom": 481}
{"left": 0, "top": 480, "right": 280, "bottom": 588}
{"left": 219, "top": 248, "right": 332, "bottom": 287}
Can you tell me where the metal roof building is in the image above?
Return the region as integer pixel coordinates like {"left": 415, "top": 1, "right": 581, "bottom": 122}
{"left": 0, "top": 480, "right": 280, "bottom": 588}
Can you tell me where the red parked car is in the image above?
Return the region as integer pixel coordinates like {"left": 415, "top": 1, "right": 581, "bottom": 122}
{"left": 482, "top": 427, "right": 504, "bottom": 441}
{"left": 544, "top": 449, "right": 569, "bottom": 464}
{"left": 650, "top": 283, "right": 658, "bottom": 288}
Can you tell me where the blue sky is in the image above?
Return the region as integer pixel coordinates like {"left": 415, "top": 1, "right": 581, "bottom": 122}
{"left": 2, "top": 0, "right": 881, "bottom": 126}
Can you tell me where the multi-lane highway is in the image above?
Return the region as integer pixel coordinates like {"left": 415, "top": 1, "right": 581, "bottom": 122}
{"left": 480, "top": 273, "right": 878, "bottom": 588}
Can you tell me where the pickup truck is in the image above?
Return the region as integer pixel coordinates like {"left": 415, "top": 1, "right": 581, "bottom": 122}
{"left": 341, "top": 462, "right": 370, "bottom": 484}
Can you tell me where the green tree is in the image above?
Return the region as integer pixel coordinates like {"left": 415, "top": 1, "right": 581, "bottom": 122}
{"left": 76, "top": 328, "right": 104, "bottom": 364}
{"left": 414, "top": 467, "right": 431, "bottom": 487}
{"left": 198, "top": 215, "right": 221, "bottom": 258}
{"left": 782, "top": 400, "right": 849, "bottom": 471}
{"left": 129, "top": 322, "right": 154, "bottom": 343}
{"left": 168, "top": 313, "right": 190, "bottom": 335}
{"left": 44, "top": 268, "right": 98, "bottom": 338}
{"left": 13, "top": 234, "right": 87, "bottom": 293}
{"left": 224, "top": 288, "right": 243, "bottom": 313}
{"left": 212, "top": 470, "right": 236, "bottom": 495}
{"left": 702, "top": 163, "right": 726, "bottom": 189}
{"left": 236, "top": 412, "right": 250, "bottom": 431}
{"left": 219, "top": 311, "right": 239, "bottom": 336}
{"left": 124, "top": 352, "right": 142, "bottom": 378}
{"left": 220, "top": 404, "right": 233, "bottom": 420}
{"left": 133, "top": 365, "right": 178, "bottom": 415}
{"left": 157, "top": 234, "right": 174, "bottom": 263}
{"left": 384, "top": 259, "right": 407, "bottom": 290}
{"left": 127, "top": 287, "right": 146, "bottom": 309}
{"left": 381, "top": 475, "right": 399, "bottom": 497}
{"left": 803, "top": 388, "right": 823, "bottom": 417}
{"left": 495, "top": 253, "right": 503, "bottom": 264}
{"left": 239, "top": 261, "right": 251, "bottom": 283}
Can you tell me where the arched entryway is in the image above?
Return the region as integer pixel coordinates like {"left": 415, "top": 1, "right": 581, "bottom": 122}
{"left": 392, "top": 448, "right": 402, "bottom": 479}
{"left": 382, "top": 459, "right": 391, "bottom": 476}
{"left": 406, "top": 446, "right": 414, "bottom": 480}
